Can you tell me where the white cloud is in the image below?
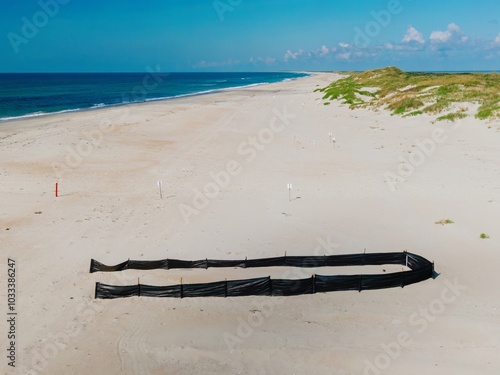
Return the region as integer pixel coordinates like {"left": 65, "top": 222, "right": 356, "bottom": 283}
{"left": 495, "top": 33, "right": 500, "bottom": 44}
{"left": 334, "top": 42, "right": 357, "bottom": 60}
{"left": 319, "top": 45, "right": 329, "bottom": 56}
{"left": 430, "top": 23, "right": 467, "bottom": 46}
{"left": 196, "top": 59, "right": 240, "bottom": 68}
{"left": 429, "top": 23, "right": 471, "bottom": 52}
{"left": 336, "top": 52, "right": 351, "bottom": 60}
{"left": 250, "top": 56, "right": 276, "bottom": 65}
{"left": 382, "top": 42, "right": 407, "bottom": 51}
{"left": 284, "top": 49, "right": 304, "bottom": 61}
{"left": 310, "top": 45, "right": 331, "bottom": 57}
{"left": 448, "top": 22, "right": 461, "bottom": 33}
{"left": 430, "top": 29, "right": 452, "bottom": 43}
{"left": 402, "top": 26, "right": 425, "bottom": 44}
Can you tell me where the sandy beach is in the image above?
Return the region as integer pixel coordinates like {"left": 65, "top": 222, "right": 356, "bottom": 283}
{"left": 1, "top": 73, "right": 499, "bottom": 374}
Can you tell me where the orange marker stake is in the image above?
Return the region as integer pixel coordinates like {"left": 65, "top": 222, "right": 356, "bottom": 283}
{"left": 55, "top": 181, "right": 59, "bottom": 197}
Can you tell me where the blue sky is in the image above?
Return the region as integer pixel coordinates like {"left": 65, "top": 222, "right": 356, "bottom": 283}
{"left": 1, "top": 0, "right": 499, "bottom": 72}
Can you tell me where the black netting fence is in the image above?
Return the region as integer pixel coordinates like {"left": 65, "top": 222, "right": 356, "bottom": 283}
{"left": 91, "top": 252, "right": 434, "bottom": 299}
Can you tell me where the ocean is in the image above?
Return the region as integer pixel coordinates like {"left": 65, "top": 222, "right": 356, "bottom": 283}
{"left": 0, "top": 72, "right": 308, "bottom": 122}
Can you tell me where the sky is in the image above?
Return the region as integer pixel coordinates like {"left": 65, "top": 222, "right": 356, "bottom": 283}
{"left": 0, "top": 0, "right": 499, "bottom": 72}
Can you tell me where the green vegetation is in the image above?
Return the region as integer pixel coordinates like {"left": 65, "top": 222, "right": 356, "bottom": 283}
{"left": 435, "top": 219, "right": 454, "bottom": 225}
{"left": 436, "top": 112, "right": 468, "bottom": 122}
{"left": 480, "top": 233, "right": 490, "bottom": 239}
{"left": 316, "top": 67, "right": 500, "bottom": 120}
{"left": 403, "top": 110, "right": 423, "bottom": 118}
{"left": 318, "top": 76, "right": 376, "bottom": 106}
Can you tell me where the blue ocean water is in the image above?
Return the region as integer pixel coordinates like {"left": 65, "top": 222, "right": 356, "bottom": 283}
{"left": 0, "top": 72, "right": 308, "bottom": 121}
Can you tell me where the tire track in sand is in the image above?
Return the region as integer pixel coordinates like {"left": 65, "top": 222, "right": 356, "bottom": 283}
{"left": 117, "top": 314, "right": 153, "bottom": 375}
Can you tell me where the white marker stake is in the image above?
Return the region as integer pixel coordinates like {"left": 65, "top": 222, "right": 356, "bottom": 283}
{"left": 332, "top": 137, "right": 336, "bottom": 149}
{"left": 287, "top": 183, "right": 293, "bottom": 201}
{"left": 158, "top": 180, "right": 163, "bottom": 199}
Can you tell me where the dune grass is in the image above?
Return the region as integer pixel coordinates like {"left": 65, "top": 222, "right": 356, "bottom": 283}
{"left": 435, "top": 219, "right": 454, "bottom": 225}
{"left": 316, "top": 67, "right": 500, "bottom": 121}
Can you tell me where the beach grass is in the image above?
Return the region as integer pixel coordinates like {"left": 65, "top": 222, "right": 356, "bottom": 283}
{"left": 316, "top": 66, "right": 500, "bottom": 121}
{"left": 435, "top": 219, "right": 454, "bottom": 225}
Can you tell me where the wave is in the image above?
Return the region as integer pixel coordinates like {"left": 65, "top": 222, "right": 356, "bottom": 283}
{"left": 142, "top": 82, "right": 273, "bottom": 102}
{"left": 0, "top": 108, "right": 83, "bottom": 122}
{"left": 0, "top": 74, "right": 309, "bottom": 122}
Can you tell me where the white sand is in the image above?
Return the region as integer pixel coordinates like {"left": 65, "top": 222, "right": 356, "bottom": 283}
{"left": 0, "top": 73, "right": 499, "bottom": 374}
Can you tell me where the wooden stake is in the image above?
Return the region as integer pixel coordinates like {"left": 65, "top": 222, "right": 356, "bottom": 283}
{"left": 158, "top": 181, "right": 163, "bottom": 199}
{"left": 55, "top": 181, "right": 58, "bottom": 197}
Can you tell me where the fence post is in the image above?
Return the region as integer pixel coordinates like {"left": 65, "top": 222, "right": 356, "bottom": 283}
{"left": 180, "top": 277, "right": 183, "bottom": 299}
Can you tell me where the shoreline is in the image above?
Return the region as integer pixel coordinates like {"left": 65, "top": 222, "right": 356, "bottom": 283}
{"left": 0, "top": 72, "right": 312, "bottom": 124}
